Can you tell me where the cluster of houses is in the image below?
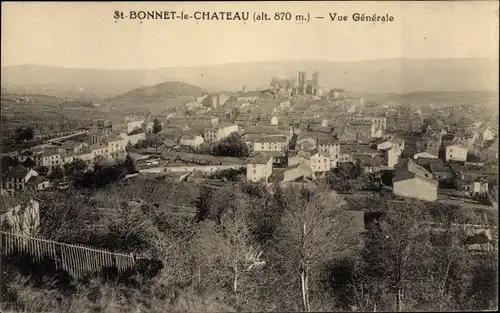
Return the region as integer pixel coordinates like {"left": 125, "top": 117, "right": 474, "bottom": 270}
{"left": 241, "top": 108, "right": 497, "bottom": 204}
{"left": 1, "top": 116, "right": 151, "bottom": 193}
{"left": 128, "top": 85, "right": 498, "bottom": 207}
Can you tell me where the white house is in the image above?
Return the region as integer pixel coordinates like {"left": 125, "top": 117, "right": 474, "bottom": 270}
{"left": 41, "top": 150, "right": 62, "bottom": 168}
{"left": 445, "top": 143, "right": 468, "bottom": 162}
{"left": 317, "top": 137, "right": 340, "bottom": 168}
{"left": 483, "top": 128, "right": 495, "bottom": 141}
{"left": 393, "top": 160, "right": 438, "bottom": 202}
{"left": 246, "top": 152, "right": 273, "bottom": 183}
{"left": 106, "top": 136, "right": 126, "bottom": 156}
{"left": 180, "top": 134, "right": 205, "bottom": 149}
{"left": 270, "top": 116, "right": 279, "bottom": 125}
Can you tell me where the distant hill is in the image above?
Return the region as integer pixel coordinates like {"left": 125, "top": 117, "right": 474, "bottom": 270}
{"left": 104, "top": 81, "right": 207, "bottom": 104}
{"left": 1, "top": 58, "right": 498, "bottom": 99}
{"left": 368, "top": 90, "right": 498, "bottom": 108}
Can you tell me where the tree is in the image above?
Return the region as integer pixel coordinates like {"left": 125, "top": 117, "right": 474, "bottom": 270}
{"left": 152, "top": 118, "right": 163, "bottom": 134}
{"left": 147, "top": 133, "right": 163, "bottom": 152}
{"left": 35, "top": 166, "right": 49, "bottom": 176}
{"left": 126, "top": 141, "right": 132, "bottom": 151}
{"left": 191, "top": 187, "right": 265, "bottom": 308}
{"left": 63, "top": 159, "right": 87, "bottom": 177}
{"left": 359, "top": 200, "right": 433, "bottom": 312}
{"left": 212, "top": 133, "right": 249, "bottom": 157}
{"left": 123, "top": 154, "right": 136, "bottom": 174}
{"left": 48, "top": 166, "right": 64, "bottom": 180}
{"left": 275, "top": 187, "right": 356, "bottom": 311}
{"left": 14, "top": 125, "right": 35, "bottom": 143}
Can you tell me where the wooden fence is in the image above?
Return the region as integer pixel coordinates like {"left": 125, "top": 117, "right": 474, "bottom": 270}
{"left": 0, "top": 231, "right": 144, "bottom": 279}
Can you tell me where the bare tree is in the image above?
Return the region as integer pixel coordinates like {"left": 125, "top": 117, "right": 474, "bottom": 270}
{"left": 275, "top": 187, "right": 355, "bottom": 312}
{"left": 191, "top": 186, "right": 265, "bottom": 308}
{"left": 360, "top": 200, "right": 433, "bottom": 312}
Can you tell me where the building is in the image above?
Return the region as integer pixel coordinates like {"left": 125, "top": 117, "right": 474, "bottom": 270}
{"left": 445, "top": 143, "right": 468, "bottom": 163}
{"left": 41, "top": 150, "right": 62, "bottom": 168}
{"left": 414, "top": 134, "right": 440, "bottom": 160}
{"left": 87, "top": 129, "right": 113, "bottom": 145}
{"left": 317, "top": 137, "right": 340, "bottom": 168}
{"left": 453, "top": 131, "right": 476, "bottom": 151}
{"left": 217, "top": 124, "right": 239, "bottom": 141}
{"left": 386, "top": 112, "right": 424, "bottom": 134}
{"left": 253, "top": 136, "right": 288, "bottom": 152}
{"left": 203, "top": 94, "right": 230, "bottom": 108}
{"left": 95, "top": 119, "right": 111, "bottom": 129}
{"left": 2, "top": 167, "right": 39, "bottom": 192}
{"left": 283, "top": 162, "right": 313, "bottom": 182}
{"left": 203, "top": 124, "right": 238, "bottom": 143}
{"left": 298, "top": 72, "right": 307, "bottom": 95}
{"left": 105, "top": 136, "right": 126, "bottom": 157}
{"left": 246, "top": 152, "right": 273, "bottom": 183}
{"left": 180, "top": 134, "right": 204, "bottom": 149}
{"left": 1, "top": 190, "right": 40, "bottom": 237}
{"left": 203, "top": 128, "right": 218, "bottom": 143}
{"left": 483, "top": 128, "right": 495, "bottom": 142}
{"left": 339, "top": 145, "right": 379, "bottom": 164}
{"left": 353, "top": 154, "right": 383, "bottom": 174}
{"left": 450, "top": 168, "right": 489, "bottom": 197}
{"left": 57, "top": 140, "right": 89, "bottom": 154}
{"left": 270, "top": 116, "right": 279, "bottom": 125}
{"left": 144, "top": 121, "right": 154, "bottom": 133}
{"left": 26, "top": 176, "right": 51, "bottom": 191}
{"left": 393, "top": 160, "right": 438, "bottom": 202}
{"left": 90, "top": 143, "right": 108, "bottom": 160}
{"left": 428, "top": 162, "right": 454, "bottom": 184}
{"left": 369, "top": 116, "right": 387, "bottom": 130}
{"left": 288, "top": 149, "right": 331, "bottom": 179}
{"left": 330, "top": 89, "right": 347, "bottom": 101}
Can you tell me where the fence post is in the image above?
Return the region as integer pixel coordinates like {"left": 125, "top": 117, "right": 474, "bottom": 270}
{"left": 0, "top": 232, "right": 4, "bottom": 304}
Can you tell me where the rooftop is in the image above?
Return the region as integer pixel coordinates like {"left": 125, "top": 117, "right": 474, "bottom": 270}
{"left": 244, "top": 126, "right": 281, "bottom": 135}
{"left": 354, "top": 154, "right": 383, "bottom": 167}
{"left": 286, "top": 162, "right": 313, "bottom": 175}
{"left": 3, "top": 167, "right": 31, "bottom": 179}
{"left": 393, "top": 159, "right": 438, "bottom": 186}
{"left": 255, "top": 136, "right": 288, "bottom": 143}
{"left": 247, "top": 152, "right": 272, "bottom": 164}
{"left": 340, "top": 144, "right": 378, "bottom": 155}
{"left": 60, "top": 140, "right": 84, "bottom": 150}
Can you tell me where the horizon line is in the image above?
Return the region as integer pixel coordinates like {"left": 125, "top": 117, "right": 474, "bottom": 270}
{"left": 1, "top": 56, "right": 496, "bottom": 71}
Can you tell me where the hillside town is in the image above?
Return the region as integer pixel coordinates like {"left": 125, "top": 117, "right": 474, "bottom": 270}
{"left": 3, "top": 71, "right": 498, "bottom": 208}
{"left": 2, "top": 72, "right": 499, "bottom": 310}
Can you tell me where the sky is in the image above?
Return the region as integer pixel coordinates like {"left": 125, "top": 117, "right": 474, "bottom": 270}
{"left": 1, "top": 1, "right": 498, "bottom": 69}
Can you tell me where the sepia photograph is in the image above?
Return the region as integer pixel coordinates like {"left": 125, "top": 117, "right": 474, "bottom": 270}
{"left": 0, "top": 1, "right": 498, "bottom": 312}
